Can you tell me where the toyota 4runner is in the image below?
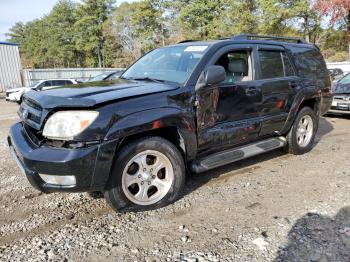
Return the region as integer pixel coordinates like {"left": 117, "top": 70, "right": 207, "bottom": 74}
{"left": 8, "top": 34, "right": 333, "bottom": 212}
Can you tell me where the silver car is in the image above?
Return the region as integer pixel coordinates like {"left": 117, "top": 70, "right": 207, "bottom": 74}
{"left": 329, "top": 73, "right": 350, "bottom": 115}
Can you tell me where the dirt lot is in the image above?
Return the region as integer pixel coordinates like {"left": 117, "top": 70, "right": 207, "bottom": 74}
{"left": 0, "top": 98, "right": 349, "bottom": 262}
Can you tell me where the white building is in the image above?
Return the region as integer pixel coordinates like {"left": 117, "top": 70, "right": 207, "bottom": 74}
{"left": 0, "top": 42, "right": 22, "bottom": 92}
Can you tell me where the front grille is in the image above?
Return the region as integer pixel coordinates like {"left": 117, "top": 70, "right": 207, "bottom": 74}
{"left": 23, "top": 123, "right": 43, "bottom": 145}
{"left": 19, "top": 97, "right": 44, "bottom": 130}
{"left": 24, "top": 97, "right": 42, "bottom": 111}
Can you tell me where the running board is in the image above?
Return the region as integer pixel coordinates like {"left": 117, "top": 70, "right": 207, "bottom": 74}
{"left": 191, "top": 137, "right": 287, "bottom": 173}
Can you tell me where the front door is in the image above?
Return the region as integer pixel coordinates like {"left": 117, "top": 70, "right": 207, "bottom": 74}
{"left": 195, "top": 45, "right": 263, "bottom": 153}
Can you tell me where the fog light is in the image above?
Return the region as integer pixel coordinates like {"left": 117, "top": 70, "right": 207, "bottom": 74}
{"left": 39, "top": 174, "right": 76, "bottom": 186}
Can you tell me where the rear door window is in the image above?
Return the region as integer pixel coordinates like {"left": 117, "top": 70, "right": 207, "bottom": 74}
{"left": 258, "top": 50, "right": 295, "bottom": 79}
{"left": 55, "top": 80, "right": 66, "bottom": 86}
{"left": 258, "top": 51, "right": 284, "bottom": 79}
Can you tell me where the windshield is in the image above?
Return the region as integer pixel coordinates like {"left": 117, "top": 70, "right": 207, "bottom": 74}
{"left": 122, "top": 45, "right": 209, "bottom": 84}
{"left": 334, "top": 84, "right": 350, "bottom": 93}
{"left": 338, "top": 73, "right": 350, "bottom": 85}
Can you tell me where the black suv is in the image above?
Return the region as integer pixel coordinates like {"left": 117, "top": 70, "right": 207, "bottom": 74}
{"left": 8, "top": 35, "right": 332, "bottom": 212}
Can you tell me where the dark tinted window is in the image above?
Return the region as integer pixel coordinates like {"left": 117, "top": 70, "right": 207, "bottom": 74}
{"left": 43, "top": 81, "right": 52, "bottom": 87}
{"left": 52, "top": 80, "right": 70, "bottom": 86}
{"left": 291, "top": 47, "right": 328, "bottom": 78}
{"left": 259, "top": 51, "right": 284, "bottom": 79}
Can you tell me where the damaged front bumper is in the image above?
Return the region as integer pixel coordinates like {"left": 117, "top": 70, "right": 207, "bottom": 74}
{"left": 8, "top": 122, "right": 118, "bottom": 193}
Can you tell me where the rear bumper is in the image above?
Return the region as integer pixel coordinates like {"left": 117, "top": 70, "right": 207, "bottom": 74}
{"left": 8, "top": 122, "right": 118, "bottom": 193}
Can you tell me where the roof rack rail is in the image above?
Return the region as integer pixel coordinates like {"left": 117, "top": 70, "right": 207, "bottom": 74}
{"left": 232, "top": 34, "right": 307, "bottom": 44}
{"left": 177, "top": 40, "right": 198, "bottom": 44}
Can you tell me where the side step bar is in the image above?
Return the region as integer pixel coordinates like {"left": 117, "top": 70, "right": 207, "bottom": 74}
{"left": 191, "top": 137, "right": 287, "bottom": 173}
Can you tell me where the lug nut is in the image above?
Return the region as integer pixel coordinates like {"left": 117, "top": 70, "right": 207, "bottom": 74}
{"left": 143, "top": 168, "right": 146, "bottom": 172}
{"left": 141, "top": 182, "right": 144, "bottom": 185}
{"left": 150, "top": 168, "right": 153, "bottom": 172}
{"left": 148, "top": 182, "right": 151, "bottom": 185}
{"left": 138, "top": 175, "right": 141, "bottom": 178}
{"left": 152, "top": 175, "right": 156, "bottom": 179}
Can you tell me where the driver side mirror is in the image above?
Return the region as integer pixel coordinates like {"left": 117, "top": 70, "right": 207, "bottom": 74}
{"left": 205, "top": 65, "right": 226, "bottom": 86}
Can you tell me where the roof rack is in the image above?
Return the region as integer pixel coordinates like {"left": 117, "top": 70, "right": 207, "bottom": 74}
{"left": 232, "top": 34, "right": 307, "bottom": 44}
{"left": 177, "top": 40, "right": 198, "bottom": 44}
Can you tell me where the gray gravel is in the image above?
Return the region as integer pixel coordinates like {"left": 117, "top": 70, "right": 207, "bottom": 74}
{"left": 0, "top": 98, "right": 350, "bottom": 261}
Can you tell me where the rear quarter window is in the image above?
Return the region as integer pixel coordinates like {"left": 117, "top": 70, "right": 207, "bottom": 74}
{"left": 290, "top": 47, "right": 328, "bottom": 79}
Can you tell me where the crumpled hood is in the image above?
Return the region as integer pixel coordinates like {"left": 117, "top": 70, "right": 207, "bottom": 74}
{"left": 24, "top": 79, "right": 179, "bottom": 109}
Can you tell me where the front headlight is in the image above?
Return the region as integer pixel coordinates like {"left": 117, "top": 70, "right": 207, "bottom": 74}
{"left": 43, "top": 111, "right": 99, "bottom": 140}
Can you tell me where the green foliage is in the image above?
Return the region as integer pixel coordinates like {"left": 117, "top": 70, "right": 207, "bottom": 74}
{"left": 103, "top": 0, "right": 165, "bottom": 67}
{"left": 176, "top": 0, "right": 226, "bottom": 39}
{"left": 74, "top": 0, "right": 115, "bottom": 67}
{"left": 5, "top": 0, "right": 350, "bottom": 67}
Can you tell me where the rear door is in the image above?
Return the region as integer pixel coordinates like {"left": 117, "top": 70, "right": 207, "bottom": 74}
{"left": 254, "top": 45, "right": 299, "bottom": 136}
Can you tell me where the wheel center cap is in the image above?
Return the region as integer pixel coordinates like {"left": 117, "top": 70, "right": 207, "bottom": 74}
{"left": 141, "top": 172, "right": 150, "bottom": 180}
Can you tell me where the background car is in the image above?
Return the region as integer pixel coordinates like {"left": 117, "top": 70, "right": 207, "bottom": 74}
{"left": 5, "top": 79, "right": 79, "bottom": 103}
{"left": 87, "top": 70, "right": 124, "bottom": 82}
{"left": 329, "top": 68, "right": 344, "bottom": 82}
{"left": 329, "top": 73, "right": 350, "bottom": 115}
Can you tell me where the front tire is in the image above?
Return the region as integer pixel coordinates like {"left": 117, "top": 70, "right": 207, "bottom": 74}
{"left": 104, "top": 137, "right": 185, "bottom": 212}
{"left": 285, "top": 107, "right": 318, "bottom": 155}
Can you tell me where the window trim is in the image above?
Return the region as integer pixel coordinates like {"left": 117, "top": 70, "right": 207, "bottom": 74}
{"left": 281, "top": 51, "right": 296, "bottom": 77}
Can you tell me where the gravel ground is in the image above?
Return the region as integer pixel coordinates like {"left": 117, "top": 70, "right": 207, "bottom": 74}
{"left": 0, "top": 98, "right": 349, "bottom": 262}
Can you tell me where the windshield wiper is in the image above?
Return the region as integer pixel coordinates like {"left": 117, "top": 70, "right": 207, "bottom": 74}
{"left": 128, "top": 77, "right": 166, "bottom": 83}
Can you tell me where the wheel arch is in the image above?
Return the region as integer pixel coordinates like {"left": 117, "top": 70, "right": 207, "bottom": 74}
{"left": 281, "top": 93, "right": 320, "bottom": 135}
{"left": 105, "top": 107, "right": 198, "bottom": 161}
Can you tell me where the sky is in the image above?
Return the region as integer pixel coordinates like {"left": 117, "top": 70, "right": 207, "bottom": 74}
{"left": 0, "top": 0, "right": 134, "bottom": 41}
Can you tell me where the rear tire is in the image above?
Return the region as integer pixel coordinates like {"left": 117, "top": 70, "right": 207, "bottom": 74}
{"left": 285, "top": 107, "right": 318, "bottom": 155}
{"left": 104, "top": 137, "right": 185, "bottom": 212}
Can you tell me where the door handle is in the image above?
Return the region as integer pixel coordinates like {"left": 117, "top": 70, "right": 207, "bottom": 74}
{"left": 245, "top": 87, "right": 259, "bottom": 96}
